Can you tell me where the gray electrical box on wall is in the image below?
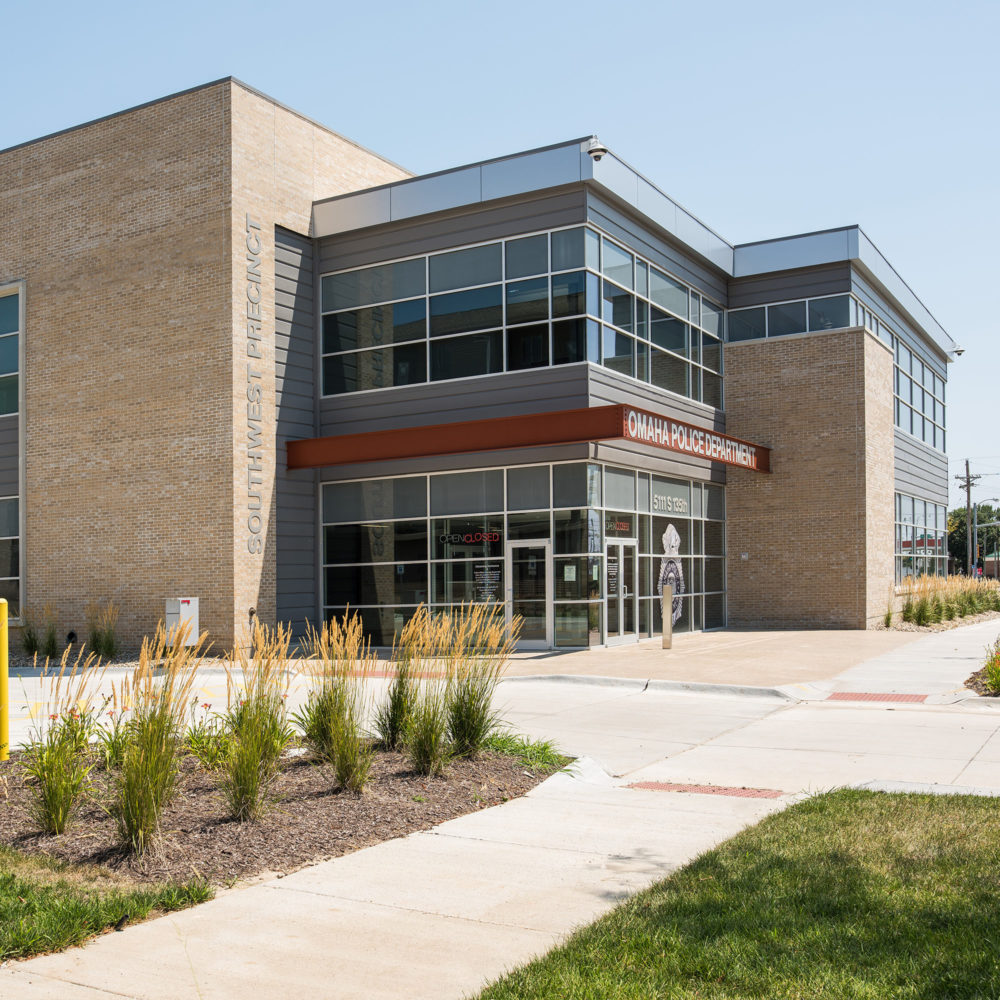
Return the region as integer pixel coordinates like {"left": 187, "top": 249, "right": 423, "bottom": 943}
{"left": 165, "top": 598, "right": 199, "bottom": 645}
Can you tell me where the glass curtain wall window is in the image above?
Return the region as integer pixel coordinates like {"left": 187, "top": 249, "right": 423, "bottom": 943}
{"left": 0, "top": 288, "right": 19, "bottom": 615}
{"left": 320, "top": 463, "right": 725, "bottom": 647}
{"left": 727, "top": 292, "right": 946, "bottom": 453}
{"left": 894, "top": 492, "right": 947, "bottom": 581}
{"left": 319, "top": 227, "right": 725, "bottom": 410}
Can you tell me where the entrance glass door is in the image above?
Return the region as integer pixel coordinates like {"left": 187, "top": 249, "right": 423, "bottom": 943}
{"left": 606, "top": 541, "right": 638, "bottom": 643}
{"left": 506, "top": 541, "right": 552, "bottom": 649}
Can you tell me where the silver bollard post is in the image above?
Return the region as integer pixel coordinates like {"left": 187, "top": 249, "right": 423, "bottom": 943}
{"left": 661, "top": 583, "right": 673, "bottom": 649}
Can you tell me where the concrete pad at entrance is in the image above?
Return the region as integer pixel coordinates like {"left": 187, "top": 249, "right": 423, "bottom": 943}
{"left": 505, "top": 628, "right": 920, "bottom": 686}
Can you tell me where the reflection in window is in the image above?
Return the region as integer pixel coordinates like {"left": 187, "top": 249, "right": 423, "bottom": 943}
{"left": 430, "top": 331, "right": 503, "bottom": 381}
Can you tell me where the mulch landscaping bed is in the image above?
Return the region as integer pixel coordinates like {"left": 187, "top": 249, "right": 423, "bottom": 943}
{"left": 964, "top": 666, "right": 999, "bottom": 697}
{"left": 0, "top": 749, "right": 548, "bottom": 886}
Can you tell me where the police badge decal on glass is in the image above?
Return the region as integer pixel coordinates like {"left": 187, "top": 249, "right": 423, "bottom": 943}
{"left": 658, "top": 523, "right": 685, "bottom": 625}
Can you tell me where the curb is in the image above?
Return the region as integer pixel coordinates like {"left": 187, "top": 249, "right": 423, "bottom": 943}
{"left": 853, "top": 779, "right": 1000, "bottom": 798}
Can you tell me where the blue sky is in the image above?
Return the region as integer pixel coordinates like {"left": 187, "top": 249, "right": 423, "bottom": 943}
{"left": 3, "top": 0, "right": 997, "bottom": 507}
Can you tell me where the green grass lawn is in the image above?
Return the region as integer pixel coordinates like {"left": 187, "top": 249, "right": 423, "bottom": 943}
{"left": 0, "top": 846, "right": 212, "bottom": 960}
{"left": 477, "top": 789, "right": 1000, "bottom": 1000}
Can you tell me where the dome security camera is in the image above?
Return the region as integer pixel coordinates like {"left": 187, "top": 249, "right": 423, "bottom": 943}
{"left": 953, "top": 346, "right": 965, "bottom": 357}
{"left": 586, "top": 137, "right": 609, "bottom": 162}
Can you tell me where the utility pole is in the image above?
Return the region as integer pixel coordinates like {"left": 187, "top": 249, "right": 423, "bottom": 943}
{"left": 955, "top": 460, "right": 982, "bottom": 575}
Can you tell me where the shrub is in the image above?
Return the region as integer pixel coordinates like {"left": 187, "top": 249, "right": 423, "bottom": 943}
{"left": 112, "top": 624, "right": 206, "bottom": 854}
{"left": 944, "top": 601, "right": 957, "bottom": 621}
{"left": 930, "top": 597, "right": 944, "bottom": 624}
{"left": 40, "top": 604, "right": 59, "bottom": 660}
{"left": 184, "top": 703, "right": 231, "bottom": 771}
{"left": 883, "top": 605, "right": 893, "bottom": 628}
{"left": 374, "top": 620, "right": 423, "bottom": 751}
{"left": 914, "top": 598, "right": 931, "bottom": 627}
{"left": 219, "top": 622, "right": 294, "bottom": 821}
{"left": 20, "top": 647, "right": 106, "bottom": 834}
{"left": 296, "top": 613, "right": 375, "bottom": 794}
{"left": 901, "top": 598, "right": 915, "bottom": 623}
{"left": 444, "top": 605, "right": 515, "bottom": 758}
{"left": 19, "top": 607, "right": 40, "bottom": 656}
{"left": 86, "top": 600, "right": 120, "bottom": 660}
{"left": 95, "top": 707, "right": 132, "bottom": 771}
{"left": 406, "top": 681, "right": 451, "bottom": 777}
{"left": 21, "top": 719, "right": 93, "bottom": 834}
{"left": 983, "top": 639, "right": 1000, "bottom": 695}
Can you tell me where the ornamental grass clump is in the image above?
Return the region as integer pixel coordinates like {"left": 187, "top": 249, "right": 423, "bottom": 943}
{"left": 21, "top": 647, "right": 106, "bottom": 834}
{"left": 374, "top": 622, "right": 422, "bottom": 752}
{"left": 897, "top": 574, "right": 1000, "bottom": 626}
{"left": 406, "top": 679, "right": 451, "bottom": 777}
{"left": 442, "top": 604, "right": 519, "bottom": 759}
{"left": 220, "top": 622, "right": 294, "bottom": 821}
{"left": 295, "top": 613, "right": 374, "bottom": 794}
{"left": 113, "top": 625, "right": 207, "bottom": 855}
{"left": 86, "top": 600, "right": 120, "bottom": 660}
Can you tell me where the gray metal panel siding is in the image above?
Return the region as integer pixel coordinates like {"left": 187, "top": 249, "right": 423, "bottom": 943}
{"left": 317, "top": 444, "right": 593, "bottom": 484}
{"left": 274, "top": 227, "right": 318, "bottom": 634}
{"left": 0, "top": 418, "right": 17, "bottom": 496}
{"left": 586, "top": 194, "right": 728, "bottom": 303}
{"left": 586, "top": 367, "right": 725, "bottom": 482}
{"left": 319, "top": 365, "right": 592, "bottom": 436}
{"left": 316, "top": 187, "right": 587, "bottom": 275}
{"left": 852, "top": 269, "right": 948, "bottom": 377}
{"left": 727, "top": 263, "right": 852, "bottom": 309}
{"left": 894, "top": 429, "right": 948, "bottom": 505}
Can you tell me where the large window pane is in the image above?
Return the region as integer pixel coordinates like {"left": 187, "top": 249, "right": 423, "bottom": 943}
{"left": 552, "top": 318, "right": 600, "bottom": 365}
{"left": 605, "top": 467, "right": 635, "bottom": 510}
{"left": 0, "top": 539, "right": 17, "bottom": 578}
{"left": 507, "top": 466, "right": 550, "bottom": 511}
{"left": 701, "top": 333, "right": 721, "bottom": 372}
{"left": 0, "top": 336, "right": 16, "bottom": 376}
{"left": 602, "top": 240, "right": 633, "bottom": 288}
{"left": 507, "top": 324, "right": 549, "bottom": 371}
{"left": 768, "top": 301, "right": 806, "bottom": 337}
{"left": 555, "top": 603, "right": 602, "bottom": 647}
{"left": 727, "top": 307, "right": 765, "bottom": 342}
{"left": 602, "top": 281, "right": 633, "bottom": 332}
{"left": 323, "top": 477, "right": 426, "bottom": 524}
{"left": 507, "top": 512, "right": 550, "bottom": 538}
{"left": 429, "top": 243, "right": 501, "bottom": 292}
{"left": 430, "top": 286, "right": 502, "bottom": 336}
{"left": 701, "top": 300, "right": 724, "bottom": 338}
{"left": 505, "top": 235, "right": 547, "bottom": 278}
{"left": 702, "top": 371, "right": 723, "bottom": 409}
{"left": 650, "top": 307, "right": 686, "bottom": 354}
{"left": 506, "top": 277, "right": 549, "bottom": 325}
{"left": 324, "top": 521, "right": 427, "bottom": 564}
{"left": 0, "top": 499, "right": 16, "bottom": 537}
{"left": 0, "top": 295, "right": 17, "bottom": 336}
{"left": 433, "top": 560, "right": 503, "bottom": 603}
{"left": 650, "top": 348, "right": 688, "bottom": 397}
{"left": 808, "top": 295, "right": 851, "bottom": 331}
{"left": 322, "top": 299, "right": 425, "bottom": 353}
{"left": 552, "top": 270, "right": 596, "bottom": 317}
{"left": 323, "top": 343, "right": 425, "bottom": 394}
{"left": 649, "top": 268, "right": 687, "bottom": 317}
{"left": 325, "top": 563, "right": 428, "bottom": 606}
{"left": 432, "top": 516, "right": 504, "bottom": 558}
{"left": 430, "top": 470, "right": 504, "bottom": 515}
{"left": 551, "top": 228, "right": 590, "bottom": 271}
{"left": 602, "top": 328, "right": 634, "bottom": 377}
{"left": 430, "top": 331, "right": 502, "bottom": 381}
{"left": 322, "top": 259, "right": 425, "bottom": 311}
{"left": 553, "top": 508, "right": 601, "bottom": 553}
{"left": 554, "top": 557, "right": 601, "bottom": 600}
{"left": 553, "top": 464, "right": 602, "bottom": 509}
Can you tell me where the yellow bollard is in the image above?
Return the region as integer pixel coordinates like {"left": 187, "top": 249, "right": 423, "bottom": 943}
{"left": 0, "top": 598, "right": 7, "bottom": 760}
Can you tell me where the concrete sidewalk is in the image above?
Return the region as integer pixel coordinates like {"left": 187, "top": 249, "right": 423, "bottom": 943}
{"left": 4, "top": 620, "right": 1000, "bottom": 999}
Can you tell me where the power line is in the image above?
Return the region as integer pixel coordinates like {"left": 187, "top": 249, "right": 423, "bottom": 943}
{"left": 955, "top": 460, "right": 982, "bottom": 575}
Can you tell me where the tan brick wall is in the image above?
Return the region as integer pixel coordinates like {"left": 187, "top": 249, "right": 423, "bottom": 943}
{"left": 724, "top": 328, "right": 894, "bottom": 629}
{"left": 228, "top": 83, "right": 409, "bottom": 642}
{"left": 0, "top": 79, "right": 409, "bottom": 649}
